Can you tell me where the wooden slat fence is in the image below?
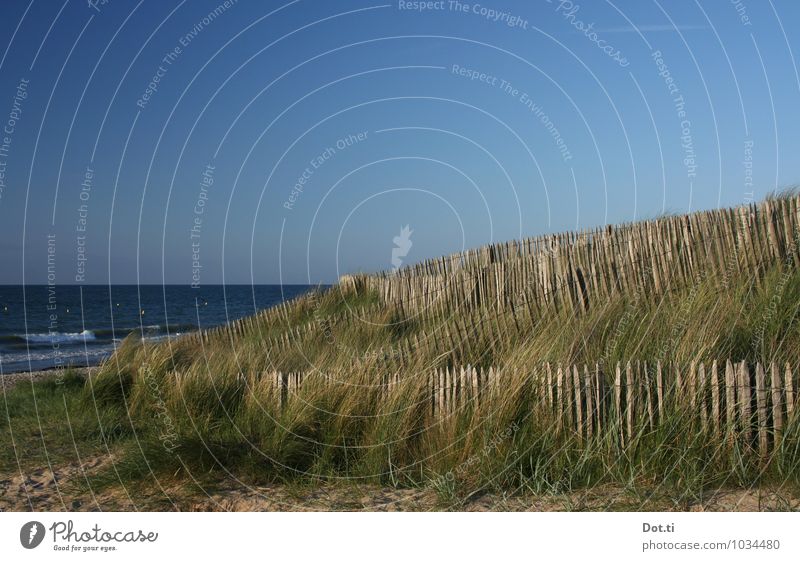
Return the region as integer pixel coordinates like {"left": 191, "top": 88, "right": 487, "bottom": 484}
{"left": 175, "top": 198, "right": 800, "bottom": 360}
{"left": 362, "top": 197, "right": 800, "bottom": 315}
{"left": 244, "top": 360, "right": 798, "bottom": 455}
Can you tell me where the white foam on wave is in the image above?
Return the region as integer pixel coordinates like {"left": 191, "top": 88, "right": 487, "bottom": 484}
{"left": 22, "top": 330, "right": 96, "bottom": 344}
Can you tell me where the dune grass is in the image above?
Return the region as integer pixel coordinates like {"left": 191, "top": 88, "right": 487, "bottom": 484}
{"left": 50, "top": 258, "right": 798, "bottom": 504}
{"left": 4, "top": 195, "right": 800, "bottom": 507}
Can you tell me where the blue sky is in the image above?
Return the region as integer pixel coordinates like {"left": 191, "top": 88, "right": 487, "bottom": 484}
{"left": 0, "top": 0, "right": 798, "bottom": 284}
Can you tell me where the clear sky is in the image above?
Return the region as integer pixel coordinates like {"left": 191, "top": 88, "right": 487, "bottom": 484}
{"left": 1, "top": 0, "right": 799, "bottom": 285}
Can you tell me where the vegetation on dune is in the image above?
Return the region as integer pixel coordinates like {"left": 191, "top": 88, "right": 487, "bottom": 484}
{"left": 72, "top": 263, "right": 800, "bottom": 496}
{"left": 3, "top": 195, "right": 800, "bottom": 508}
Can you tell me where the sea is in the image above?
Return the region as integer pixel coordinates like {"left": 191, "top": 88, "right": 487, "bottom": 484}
{"left": 0, "top": 285, "right": 317, "bottom": 374}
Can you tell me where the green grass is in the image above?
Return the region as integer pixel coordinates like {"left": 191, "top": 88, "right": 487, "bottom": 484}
{"left": 53, "top": 260, "right": 799, "bottom": 503}
{"left": 3, "top": 199, "right": 800, "bottom": 508}
{"left": 0, "top": 370, "right": 123, "bottom": 475}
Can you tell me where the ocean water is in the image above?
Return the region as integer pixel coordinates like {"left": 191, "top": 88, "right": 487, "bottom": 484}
{"left": 0, "top": 285, "right": 317, "bottom": 374}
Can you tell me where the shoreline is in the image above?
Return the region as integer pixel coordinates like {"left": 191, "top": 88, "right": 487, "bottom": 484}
{"left": 0, "top": 366, "right": 97, "bottom": 391}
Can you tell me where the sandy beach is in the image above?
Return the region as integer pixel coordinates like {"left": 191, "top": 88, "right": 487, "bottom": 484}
{"left": 0, "top": 367, "right": 97, "bottom": 392}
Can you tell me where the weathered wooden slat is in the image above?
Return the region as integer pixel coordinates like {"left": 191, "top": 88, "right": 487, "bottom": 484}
{"left": 615, "top": 363, "right": 623, "bottom": 446}
{"left": 770, "top": 362, "right": 783, "bottom": 445}
{"left": 557, "top": 365, "right": 564, "bottom": 433}
{"left": 487, "top": 366, "right": 496, "bottom": 404}
{"left": 656, "top": 361, "right": 664, "bottom": 423}
{"left": 448, "top": 366, "right": 455, "bottom": 414}
{"left": 584, "top": 365, "right": 594, "bottom": 439}
{"left": 698, "top": 363, "right": 708, "bottom": 432}
{"left": 439, "top": 368, "right": 446, "bottom": 417}
{"left": 755, "top": 363, "right": 768, "bottom": 458}
{"left": 725, "top": 360, "right": 736, "bottom": 445}
{"left": 573, "top": 365, "right": 583, "bottom": 437}
{"left": 739, "top": 362, "right": 753, "bottom": 445}
{"left": 688, "top": 361, "right": 697, "bottom": 413}
{"left": 459, "top": 365, "right": 467, "bottom": 408}
{"left": 644, "top": 362, "right": 654, "bottom": 429}
{"left": 273, "top": 371, "right": 282, "bottom": 406}
{"left": 564, "top": 364, "right": 574, "bottom": 432}
{"left": 626, "top": 361, "right": 634, "bottom": 442}
{"left": 471, "top": 365, "right": 479, "bottom": 407}
{"left": 711, "top": 360, "right": 720, "bottom": 437}
{"left": 441, "top": 367, "right": 449, "bottom": 415}
{"left": 280, "top": 371, "right": 288, "bottom": 409}
{"left": 594, "top": 363, "right": 603, "bottom": 430}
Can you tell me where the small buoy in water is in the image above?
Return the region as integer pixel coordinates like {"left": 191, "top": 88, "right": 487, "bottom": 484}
{"left": 66, "top": 308, "right": 69, "bottom": 313}
{"left": 116, "top": 303, "right": 120, "bottom": 307}
{"left": 204, "top": 301, "right": 208, "bottom": 306}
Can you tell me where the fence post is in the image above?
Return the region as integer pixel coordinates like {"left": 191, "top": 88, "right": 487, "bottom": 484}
{"left": 459, "top": 365, "right": 467, "bottom": 409}
{"left": 615, "top": 362, "right": 623, "bottom": 447}
{"left": 278, "top": 371, "right": 287, "bottom": 410}
{"left": 471, "top": 365, "right": 479, "bottom": 407}
{"left": 437, "top": 368, "right": 445, "bottom": 418}
{"left": 656, "top": 361, "right": 664, "bottom": 423}
{"left": 626, "top": 361, "right": 634, "bottom": 443}
{"left": 556, "top": 366, "right": 565, "bottom": 434}
{"left": 595, "top": 363, "right": 603, "bottom": 429}
{"left": 698, "top": 363, "right": 708, "bottom": 432}
{"left": 584, "top": 364, "right": 593, "bottom": 439}
{"left": 739, "top": 361, "right": 752, "bottom": 446}
{"left": 725, "top": 360, "right": 736, "bottom": 446}
{"left": 439, "top": 366, "right": 451, "bottom": 416}
{"left": 573, "top": 365, "right": 583, "bottom": 437}
{"left": 644, "top": 362, "right": 654, "bottom": 429}
{"left": 711, "top": 360, "right": 720, "bottom": 438}
{"left": 755, "top": 363, "right": 769, "bottom": 457}
{"left": 770, "top": 362, "right": 783, "bottom": 446}
{"left": 688, "top": 361, "right": 697, "bottom": 413}
{"left": 429, "top": 370, "right": 435, "bottom": 417}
